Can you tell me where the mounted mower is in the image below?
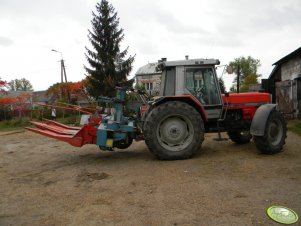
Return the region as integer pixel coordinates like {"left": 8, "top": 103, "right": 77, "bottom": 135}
{"left": 27, "top": 58, "right": 287, "bottom": 160}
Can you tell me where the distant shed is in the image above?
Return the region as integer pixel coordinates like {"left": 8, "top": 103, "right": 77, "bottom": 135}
{"left": 263, "top": 47, "right": 301, "bottom": 118}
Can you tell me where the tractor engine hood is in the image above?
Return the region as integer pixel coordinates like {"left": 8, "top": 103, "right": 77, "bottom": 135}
{"left": 221, "top": 92, "right": 271, "bottom": 107}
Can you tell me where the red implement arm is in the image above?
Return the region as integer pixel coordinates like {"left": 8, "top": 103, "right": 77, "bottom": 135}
{"left": 26, "top": 119, "right": 98, "bottom": 147}
{"left": 26, "top": 103, "right": 101, "bottom": 147}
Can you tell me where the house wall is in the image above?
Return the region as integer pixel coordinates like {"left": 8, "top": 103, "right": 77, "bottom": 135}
{"left": 281, "top": 55, "right": 301, "bottom": 81}
{"left": 297, "top": 78, "right": 301, "bottom": 118}
{"left": 279, "top": 55, "right": 301, "bottom": 118}
{"left": 136, "top": 74, "right": 161, "bottom": 95}
{"left": 263, "top": 67, "right": 281, "bottom": 103}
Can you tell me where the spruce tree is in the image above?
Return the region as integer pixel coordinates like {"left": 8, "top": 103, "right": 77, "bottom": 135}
{"left": 85, "top": 0, "right": 135, "bottom": 98}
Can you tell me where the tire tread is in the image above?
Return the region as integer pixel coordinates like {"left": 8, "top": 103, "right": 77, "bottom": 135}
{"left": 253, "top": 110, "right": 287, "bottom": 154}
{"left": 144, "top": 101, "right": 204, "bottom": 160}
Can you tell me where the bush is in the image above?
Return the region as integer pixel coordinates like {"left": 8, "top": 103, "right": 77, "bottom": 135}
{"left": 0, "top": 117, "right": 31, "bottom": 131}
{"left": 0, "top": 107, "right": 13, "bottom": 121}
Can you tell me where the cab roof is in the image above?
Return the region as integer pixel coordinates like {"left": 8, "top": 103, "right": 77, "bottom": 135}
{"left": 156, "top": 58, "right": 220, "bottom": 71}
{"left": 160, "top": 58, "right": 220, "bottom": 67}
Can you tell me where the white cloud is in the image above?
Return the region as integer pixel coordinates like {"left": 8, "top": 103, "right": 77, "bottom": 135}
{"left": 0, "top": 36, "right": 14, "bottom": 46}
{"left": 0, "top": 0, "right": 300, "bottom": 91}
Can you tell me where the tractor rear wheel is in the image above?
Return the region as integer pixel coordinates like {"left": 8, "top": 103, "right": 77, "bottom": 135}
{"left": 143, "top": 101, "right": 204, "bottom": 160}
{"left": 227, "top": 131, "right": 252, "bottom": 144}
{"left": 253, "top": 110, "right": 287, "bottom": 154}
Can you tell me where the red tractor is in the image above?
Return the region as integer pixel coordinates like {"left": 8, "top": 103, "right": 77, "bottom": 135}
{"left": 27, "top": 58, "right": 287, "bottom": 160}
{"left": 142, "top": 58, "right": 286, "bottom": 159}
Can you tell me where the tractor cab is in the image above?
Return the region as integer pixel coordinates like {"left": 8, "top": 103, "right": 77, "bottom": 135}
{"left": 157, "top": 58, "right": 222, "bottom": 119}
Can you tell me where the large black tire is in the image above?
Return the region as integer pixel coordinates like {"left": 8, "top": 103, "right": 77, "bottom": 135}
{"left": 253, "top": 110, "right": 287, "bottom": 154}
{"left": 143, "top": 101, "right": 204, "bottom": 160}
{"left": 227, "top": 131, "right": 252, "bottom": 144}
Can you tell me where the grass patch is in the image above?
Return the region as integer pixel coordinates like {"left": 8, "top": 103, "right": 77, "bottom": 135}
{"left": 288, "top": 120, "right": 301, "bottom": 136}
{"left": 0, "top": 115, "right": 81, "bottom": 132}
{"left": 0, "top": 118, "right": 31, "bottom": 131}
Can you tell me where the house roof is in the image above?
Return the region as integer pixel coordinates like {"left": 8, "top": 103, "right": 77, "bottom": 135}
{"left": 268, "top": 64, "right": 280, "bottom": 79}
{"left": 135, "top": 63, "right": 161, "bottom": 76}
{"left": 273, "top": 47, "right": 301, "bottom": 65}
{"left": 4, "top": 91, "right": 33, "bottom": 98}
{"left": 0, "top": 91, "right": 33, "bottom": 104}
{"left": 32, "top": 91, "right": 51, "bottom": 102}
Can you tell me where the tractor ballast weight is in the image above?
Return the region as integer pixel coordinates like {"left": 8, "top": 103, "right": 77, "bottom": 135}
{"left": 27, "top": 58, "right": 287, "bottom": 160}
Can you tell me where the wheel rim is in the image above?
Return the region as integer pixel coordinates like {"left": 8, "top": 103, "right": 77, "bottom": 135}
{"left": 267, "top": 119, "right": 283, "bottom": 146}
{"left": 157, "top": 115, "right": 194, "bottom": 152}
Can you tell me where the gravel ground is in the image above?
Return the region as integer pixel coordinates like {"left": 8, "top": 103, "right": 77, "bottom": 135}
{"left": 0, "top": 131, "right": 300, "bottom": 226}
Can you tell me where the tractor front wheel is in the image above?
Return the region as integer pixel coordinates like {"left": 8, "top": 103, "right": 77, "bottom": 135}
{"left": 143, "top": 101, "right": 204, "bottom": 160}
{"left": 253, "top": 110, "right": 287, "bottom": 154}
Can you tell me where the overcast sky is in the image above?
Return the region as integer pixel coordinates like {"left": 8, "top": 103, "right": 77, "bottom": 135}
{"left": 0, "top": 0, "right": 300, "bottom": 91}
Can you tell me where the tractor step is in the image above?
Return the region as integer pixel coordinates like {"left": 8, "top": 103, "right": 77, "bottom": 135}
{"left": 213, "top": 137, "right": 228, "bottom": 141}
{"left": 213, "top": 132, "right": 228, "bottom": 141}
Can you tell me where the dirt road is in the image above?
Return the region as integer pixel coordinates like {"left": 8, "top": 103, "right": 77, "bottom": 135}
{"left": 0, "top": 131, "right": 300, "bottom": 226}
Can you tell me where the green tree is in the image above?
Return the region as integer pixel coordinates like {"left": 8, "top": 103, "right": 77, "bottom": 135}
{"left": 229, "top": 56, "right": 261, "bottom": 92}
{"left": 8, "top": 78, "right": 33, "bottom": 91}
{"left": 240, "top": 74, "right": 259, "bottom": 92}
{"left": 46, "top": 80, "right": 90, "bottom": 104}
{"left": 218, "top": 77, "right": 226, "bottom": 94}
{"left": 84, "top": 0, "right": 135, "bottom": 98}
{"left": 134, "top": 83, "right": 146, "bottom": 91}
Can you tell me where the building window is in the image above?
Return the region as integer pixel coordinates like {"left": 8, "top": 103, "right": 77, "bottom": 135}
{"left": 144, "top": 83, "right": 153, "bottom": 90}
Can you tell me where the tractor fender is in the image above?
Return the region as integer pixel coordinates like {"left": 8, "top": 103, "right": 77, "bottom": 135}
{"left": 250, "top": 104, "right": 277, "bottom": 136}
{"left": 150, "top": 96, "right": 208, "bottom": 122}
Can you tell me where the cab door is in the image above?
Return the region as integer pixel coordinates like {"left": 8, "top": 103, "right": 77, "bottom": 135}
{"left": 185, "top": 67, "right": 223, "bottom": 119}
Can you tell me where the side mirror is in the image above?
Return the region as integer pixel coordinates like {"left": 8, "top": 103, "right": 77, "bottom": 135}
{"left": 226, "top": 65, "right": 233, "bottom": 74}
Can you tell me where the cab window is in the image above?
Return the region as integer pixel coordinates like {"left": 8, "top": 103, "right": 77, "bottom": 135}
{"left": 185, "top": 67, "right": 220, "bottom": 105}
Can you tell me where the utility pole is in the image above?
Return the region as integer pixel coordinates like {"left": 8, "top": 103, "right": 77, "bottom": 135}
{"left": 52, "top": 49, "right": 68, "bottom": 83}
{"left": 61, "top": 59, "right": 68, "bottom": 83}
{"left": 237, "top": 64, "right": 240, "bottom": 93}
{"left": 52, "top": 49, "right": 70, "bottom": 102}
